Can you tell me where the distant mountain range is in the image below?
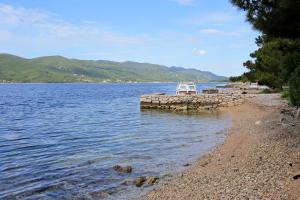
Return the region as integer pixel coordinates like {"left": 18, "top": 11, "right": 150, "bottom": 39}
{"left": 0, "top": 53, "right": 227, "bottom": 83}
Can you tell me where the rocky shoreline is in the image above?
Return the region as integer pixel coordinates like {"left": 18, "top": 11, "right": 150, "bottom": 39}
{"left": 142, "top": 94, "right": 300, "bottom": 199}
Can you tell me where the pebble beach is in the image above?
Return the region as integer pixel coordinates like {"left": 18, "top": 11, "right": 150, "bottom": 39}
{"left": 143, "top": 94, "right": 300, "bottom": 199}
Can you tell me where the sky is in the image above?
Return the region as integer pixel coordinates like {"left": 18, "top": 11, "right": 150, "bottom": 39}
{"left": 0, "top": 0, "right": 259, "bottom": 76}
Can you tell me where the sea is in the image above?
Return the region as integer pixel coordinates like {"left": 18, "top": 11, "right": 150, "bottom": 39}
{"left": 0, "top": 83, "right": 231, "bottom": 200}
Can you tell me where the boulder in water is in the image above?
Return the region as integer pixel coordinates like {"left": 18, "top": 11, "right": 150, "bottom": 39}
{"left": 146, "top": 176, "right": 159, "bottom": 185}
{"left": 112, "top": 165, "right": 132, "bottom": 173}
{"left": 134, "top": 176, "right": 146, "bottom": 187}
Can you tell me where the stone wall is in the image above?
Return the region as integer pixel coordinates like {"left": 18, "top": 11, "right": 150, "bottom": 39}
{"left": 140, "top": 90, "right": 246, "bottom": 111}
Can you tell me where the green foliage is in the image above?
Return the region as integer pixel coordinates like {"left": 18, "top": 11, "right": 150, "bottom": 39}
{"left": 289, "top": 67, "right": 300, "bottom": 106}
{"left": 230, "top": 36, "right": 286, "bottom": 88}
{"left": 229, "top": 74, "right": 249, "bottom": 82}
{"left": 255, "top": 71, "right": 283, "bottom": 89}
{"left": 231, "top": 0, "right": 300, "bottom": 39}
{"left": 241, "top": 36, "right": 295, "bottom": 89}
{"left": 0, "top": 54, "right": 227, "bottom": 83}
{"left": 281, "top": 42, "right": 300, "bottom": 81}
{"left": 281, "top": 90, "right": 290, "bottom": 100}
{"left": 230, "top": 0, "right": 300, "bottom": 106}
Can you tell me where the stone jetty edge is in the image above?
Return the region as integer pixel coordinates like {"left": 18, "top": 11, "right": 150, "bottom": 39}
{"left": 140, "top": 89, "right": 254, "bottom": 111}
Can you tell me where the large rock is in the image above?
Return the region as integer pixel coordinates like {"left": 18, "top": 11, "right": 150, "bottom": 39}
{"left": 146, "top": 176, "right": 159, "bottom": 185}
{"left": 112, "top": 165, "right": 132, "bottom": 173}
{"left": 134, "top": 176, "right": 146, "bottom": 187}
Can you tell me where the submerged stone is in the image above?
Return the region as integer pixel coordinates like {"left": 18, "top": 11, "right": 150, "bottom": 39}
{"left": 134, "top": 176, "right": 146, "bottom": 187}
{"left": 112, "top": 165, "right": 132, "bottom": 173}
{"left": 146, "top": 176, "right": 159, "bottom": 185}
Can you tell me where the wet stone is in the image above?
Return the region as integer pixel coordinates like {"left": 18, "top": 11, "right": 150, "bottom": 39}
{"left": 146, "top": 176, "right": 159, "bottom": 185}
{"left": 134, "top": 176, "right": 146, "bottom": 187}
{"left": 112, "top": 165, "right": 132, "bottom": 173}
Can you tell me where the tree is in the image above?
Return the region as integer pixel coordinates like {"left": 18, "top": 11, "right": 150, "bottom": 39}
{"left": 230, "top": 0, "right": 300, "bottom": 106}
{"left": 241, "top": 36, "right": 299, "bottom": 89}
{"left": 231, "top": 0, "right": 300, "bottom": 39}
{"left": 229, "top": 74, "right": 249, "bottom": 82}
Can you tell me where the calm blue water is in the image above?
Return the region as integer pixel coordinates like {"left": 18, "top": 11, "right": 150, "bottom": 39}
{"left": 0, "top": 83, "right": 230, "bottom": 200}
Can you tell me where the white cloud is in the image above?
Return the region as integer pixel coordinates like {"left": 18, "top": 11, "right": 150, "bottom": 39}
{"left": 187, "top": 12, "right": 235, "bottom": 26}
{"left": 200, "top": 28, "right": 238, "bottom": 36}
{"left": 172, "top": 0, "right": 195, "bottom": 6}
{"left": 0, "top": 3, "right": 50, "bottom": 25}
{"left": 0, "top": 3, "right": 144, "bottom": 46}
{"left": 200, "top": 28, "right": 221, "bottom": 34}
{"left": 193, "top": 48, "right": 206, "bottom": 56}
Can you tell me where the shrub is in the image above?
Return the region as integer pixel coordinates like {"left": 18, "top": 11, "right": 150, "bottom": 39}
{"left": 289, "top": 67, "right": 300, "bottom": 106}
{"left": 281, "top": 90, "right": 290, "bottom": 100}
{"left": 260, "top": 88, "right": 273, "bottom": 94}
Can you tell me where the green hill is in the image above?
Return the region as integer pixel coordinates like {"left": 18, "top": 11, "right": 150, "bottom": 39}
{"left": 0, "top": 53, "right": 227, "bottom": 83}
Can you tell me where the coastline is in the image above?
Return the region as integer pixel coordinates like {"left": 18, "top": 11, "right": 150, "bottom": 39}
{"left": 143, "top": 94, "right": 300, "bottom": 199}
{"left": 0, "top": 81, "right": 227, "bottom": 84}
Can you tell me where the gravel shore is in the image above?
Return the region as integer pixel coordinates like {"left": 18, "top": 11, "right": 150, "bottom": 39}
{"left": 143, "top": 94, "right": 300, "bottom": 200}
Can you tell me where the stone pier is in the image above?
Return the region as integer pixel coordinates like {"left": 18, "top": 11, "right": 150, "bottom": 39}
{"left": 140, "top": 90, "right": 246, "bottom": 111}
